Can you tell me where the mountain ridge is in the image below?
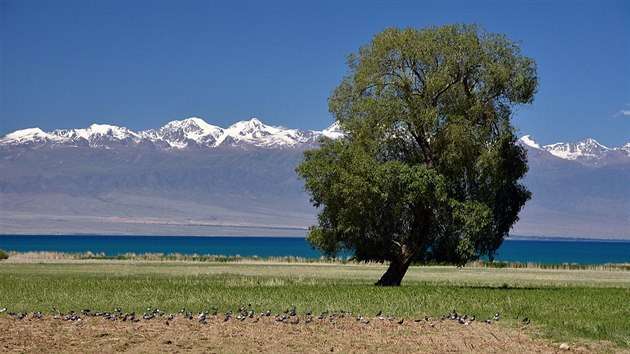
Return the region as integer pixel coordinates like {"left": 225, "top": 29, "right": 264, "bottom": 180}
{"left": 0, "top": 117, "right": 343, "bottom": 151}
{"left": 1, "top": 118, "right": 628, "bottom": 239}
{"left": 3, "top": 118, "right": 628, "bottom": 165}
{"left": 517, "top": 135, "right": 630, "bottom": 166}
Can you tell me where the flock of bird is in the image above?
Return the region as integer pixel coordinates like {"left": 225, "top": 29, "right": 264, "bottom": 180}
{"left": 0, "top": 305, "right": 530, "bottom": 327}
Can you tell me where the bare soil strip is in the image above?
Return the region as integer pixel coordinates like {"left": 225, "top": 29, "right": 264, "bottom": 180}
{"left": 0, "top": 315, "right": 592, "bottom": 353}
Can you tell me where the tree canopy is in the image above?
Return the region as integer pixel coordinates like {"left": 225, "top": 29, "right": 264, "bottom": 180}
{"left": 297, "top": 24, "right": 537, "bottom": 286}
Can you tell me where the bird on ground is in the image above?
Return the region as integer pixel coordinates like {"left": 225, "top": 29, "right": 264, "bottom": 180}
{"left": 522, "top": 317, "right": 530, "bottom": 325}
{"left": 0, "top": 307, "right": 6, "bottom": 313}
{"left": 397, "top": 318, "right": 404, "bottom": 325}
{"left": 375, "top": 310, "right": 382, "bottom": 317}
{"left": 493, "top": 312, "right": 500, "bottom": 321}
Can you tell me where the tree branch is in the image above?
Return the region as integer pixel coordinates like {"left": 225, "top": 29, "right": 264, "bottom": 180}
{"left": 432, "top": 76, "right": 460, "bottom": 106}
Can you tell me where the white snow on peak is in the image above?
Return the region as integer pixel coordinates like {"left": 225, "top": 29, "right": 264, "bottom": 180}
{"left": 73, "top": 124, "right": 138, "bottom": 141}
{"left": 543, "top": 138, "right": 609, "bottom": 160}
{"left": 518, "top": 135, "right": 542, "bottom": 149}
{"left": 4, "top": 128, "right": 49, "bottom": 142}
{"left": 3, "top": 127, "right": 69, "bottom": 144}
{"left": 143, "top": 117, "right": 224, "bottom": 148}
{"left": 9, "top": 118, "right": 625, "bottom": 159}
{"left": 162, "top": 117, "right": 223, "bottom": 137}
{"left": 224, "top": 118, "right": 267, "bottom": 136}
{"left": 217, "top": 118, "right": 311, "bottom": 147}
{"left": 163, "top": 117, "right": 222, "bottom": 133}
{"left": 322, "top": 121, "right": 345, "bottom": 139}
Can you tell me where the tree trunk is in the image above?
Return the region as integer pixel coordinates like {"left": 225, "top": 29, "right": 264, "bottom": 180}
{"left": 374, "top": 245, "right": 413, "bottom": 286}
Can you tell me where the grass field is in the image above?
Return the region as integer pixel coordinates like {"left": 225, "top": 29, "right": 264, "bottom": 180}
{"left": 1, "top": 258, "right": 629, "bottom": 351}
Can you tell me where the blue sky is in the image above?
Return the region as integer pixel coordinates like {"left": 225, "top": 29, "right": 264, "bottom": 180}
{"left": 1, "top": 0, "right": 628, "bottom": 147}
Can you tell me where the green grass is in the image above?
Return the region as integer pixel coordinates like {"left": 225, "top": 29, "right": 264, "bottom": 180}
{"left": 0, "top": 261, "right": 629, "bottom": 348}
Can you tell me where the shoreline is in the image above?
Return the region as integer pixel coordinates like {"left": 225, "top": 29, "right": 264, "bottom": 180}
{"left": 1, "top": 233, "right": 628, "bottom": 242}
{"left": 2, "top": 251, "right": 629, "bottom": 271}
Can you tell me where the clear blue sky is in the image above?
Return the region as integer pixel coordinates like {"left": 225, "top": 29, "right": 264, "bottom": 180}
{"left": 1, "top": 0, "right": 628, "bottom": 147}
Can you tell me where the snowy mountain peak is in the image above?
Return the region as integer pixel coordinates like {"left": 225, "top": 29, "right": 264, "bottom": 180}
{"left": 0, "top": 117, "right": 332, "bottom": 150}
{"left": 226, "top": 118, "right": 268, "bottom": 135}
{"left": 74, "top": 124, "right": 137, "bottom": 140}
{"left": 217, "top": 118, "right": 316, "bottom": 148}
{"left": 518, "top": 135, "right": 542, "bottom": 149}
{"left": 148, "top": 117, "right": 224, "bottom": 148}
{"left": 518, "top": 135, "right": 629, "bottom": 165}
{"left": 4, "top": 128, "right": 49, "bottom": 142}
{"left": 161, "top": 117, "right": 223, "bottom": 136}
{"left": 248, "top": 117, "right": 263, "bottom": 125}
{"left": 322, "top": 121, "right": 345, "bottom": 139}
{"left": 544, "top": 138, "right": 609, "bottom": 161}
{"left": 163, "top": 117, "right": 221, "bottom": 132}
{"left": 4, "top": 120, "right": 625, "bottom": 161}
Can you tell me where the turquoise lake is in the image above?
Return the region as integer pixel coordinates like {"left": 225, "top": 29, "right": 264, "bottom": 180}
{"left": 0, "top": 235, "right": 629, "bottom": 265}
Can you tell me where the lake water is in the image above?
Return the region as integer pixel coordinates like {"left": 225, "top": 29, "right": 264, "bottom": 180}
{"left": 0, "top": 235, "right": 629, "bottom": 265}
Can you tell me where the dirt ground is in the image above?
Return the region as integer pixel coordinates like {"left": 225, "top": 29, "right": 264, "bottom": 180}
{"left": 0, "top": 314, "right": 603, "bottom": 353}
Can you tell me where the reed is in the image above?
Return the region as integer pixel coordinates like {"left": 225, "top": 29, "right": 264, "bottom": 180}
{"left": 5, "top": 251, "right": 629, "bottom": 271}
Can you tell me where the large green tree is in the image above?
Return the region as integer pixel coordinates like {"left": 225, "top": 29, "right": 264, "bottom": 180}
{"left": 297, "top": 24, "right": 538, "bottom": 286}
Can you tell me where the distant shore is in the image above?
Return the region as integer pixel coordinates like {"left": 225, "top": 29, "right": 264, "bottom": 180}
{"left": 2, "top": 233, "right": 629, "bottom": 241}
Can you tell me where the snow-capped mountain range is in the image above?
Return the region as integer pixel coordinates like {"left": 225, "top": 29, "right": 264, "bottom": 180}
{"left": 0, "top": 117, "right": 343, "bottom": 150}
{"left": 518, "top": 135, "right": 630, "bottom": 165}
{"left": 1, "top": 117, "right": 628, "bottom": 165}
{"left": 1, "top": 117, "right": 628, "bottom": 238}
